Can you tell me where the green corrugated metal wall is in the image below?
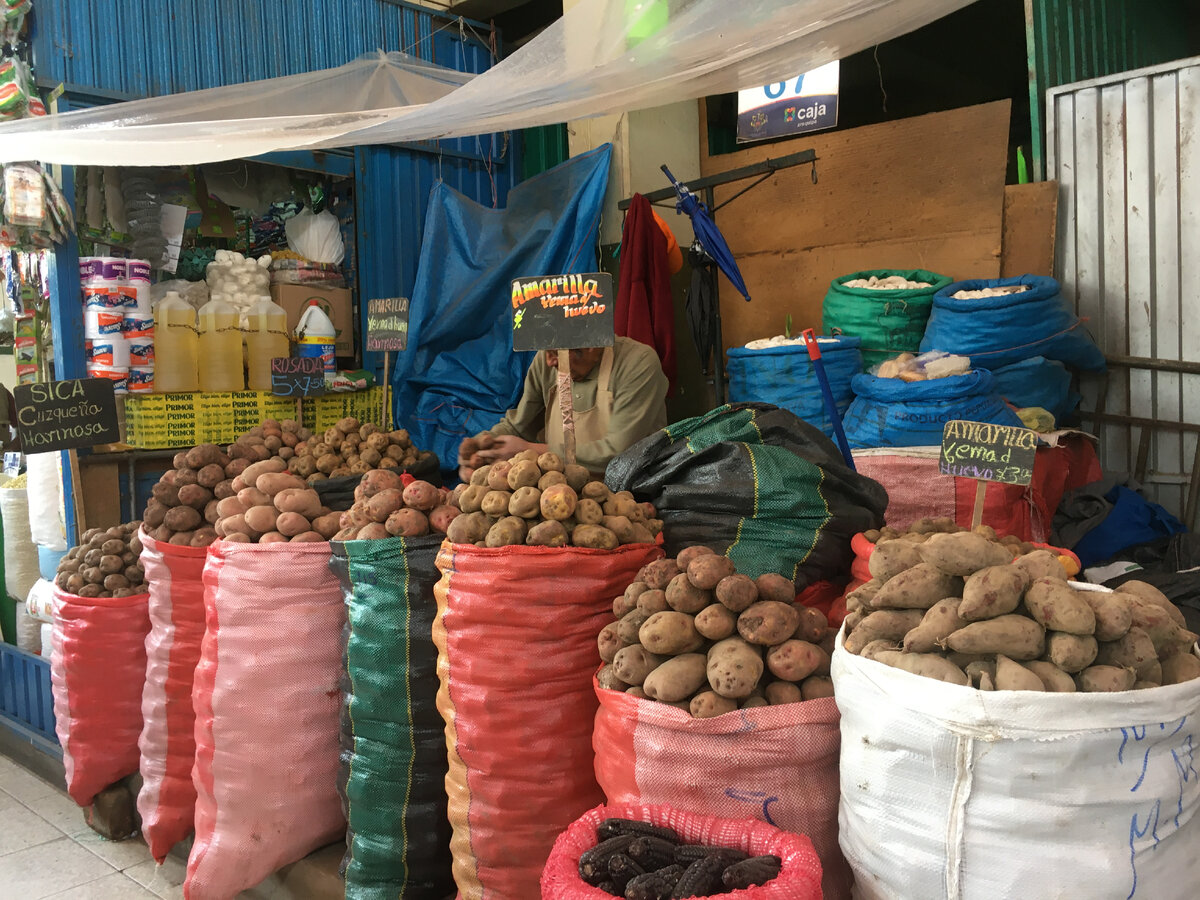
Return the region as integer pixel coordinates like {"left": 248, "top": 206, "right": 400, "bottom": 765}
{"left": 521, "top": 124, "right": 570, "bottom": 179}
{"left": 1026, "top": 0, "right": 1196, "bottom": 179}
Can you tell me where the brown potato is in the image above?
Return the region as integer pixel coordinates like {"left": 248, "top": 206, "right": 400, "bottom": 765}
{"left": 794, "top": 607, "right": 828, "bottom": 644}
{"left": 644, "top": 654, "right": 708, "bottom": 702}
{"left": 237, "top": 487, "right": 271, "bottom": 509}
{"left": 446, "top": 511, "right": 489, "bottom": 545}
{"left": 540, "top": 484, "right": 579, "bottom": 521}
{"left": 1024, "top": 578, "right": 1096, "bottom": 636}
{"left": 274, "top": 511, "right": 310, "bottom": 538}
{"left": 636, "top": 589, "right": 670, "bottom": 616}
{"left": 274, "top": 488, "right": 323, "bottom": 519}
{"left": 665, "top": 573, "right": 712, "bottom": 614}
{"left": 311, "top": 512, "right": 342, "bottom": 540}
{"left": 676, "top": 546, "right": 716, "bottom": 570}
{"left": 538, "top": 471, "right": 567, "bottom": 491}
{"left": 526, "top": 520, "right": 569, "bottom": 547}
{"left": 600, "top": 515, "right": 638, "bottom": 544}
{"left": 707, "top": 637, "right": 765, "bottom": 699}
{"left": 573, "top": 498, "right": 604, "bottom": 525}
{"left": 458, "top": 484, "right": 488, "bottom": 514}
{"left": 612, "top": 645, "right": 665, "bottom": 686}
{"left": 164, "top": 506, "right": 202, "bottom": 533}
{"left": 508, "top": 487, "right": 542, "bottom": 519}
{"left": 243, "top": 505, "right": 279, "bottom": 535}
{"left": 687, "top": 555, "right": 736, "bottom": 590}
{"left": 766, "top": 640, "right": 826, "bottom": 682}
{"left": 196, "top": 464, "right": 226, "bottom": 489}
{"left": 617, "top": 610, "right": 650, "bottom": 644}
{"left": 716, "top": 574, "right": 759, "bottom": 612}
{"left": 800, "top": 676, "right": 835, "bottom": 700}
{"left": 690, "top": 691, "right": 738, "bottom": 718}
{"left": 563, "top": 464, "right": 590, "bottom": 492}
{"left": 694, "top": 603, "right": 737, "bottom": 640}
{"left": 642, "top": 559, "right": 681, "bottom": 591}
{"left": 764, "top": 681, "right": 803, "bottom": 705}
{"left": 598, "top": 623, "right": 627, "bottom": 662}
{"left": 959, "top": 564, "right": 1029, "bottom": 621}
{"left": 177, "top": 484, "right": 214, "bottom": 511}
{"left": 386, "top": 509, "right": 429, "bottom": 537}
{"left": 737, "top": 601, "right": 801, "bottom": 647}
{"left": 639, "top": 611, "right": 704, "bottom": 655}
{"left": 486, "top": 461, "right": 514, "bottom": 492}
{"left": 944, "top": 615, "right": 1046, "bottom": 661}
{"left": 596, "top": 665, "right": 631, "bottom": 693}
{"left": 506, "top": 460, "right": 541, "bottom": 491}
{"left": 537, "top": 451, "right": 564, "bottom": 473}
{"left": 486, "top": 516, "right": 527, "bottom": 547}
{"left": 478, "top": 490, "right": 512, "bottom": 518}
{"left": 572, "top": 524, "right": 619, "bottom": 549}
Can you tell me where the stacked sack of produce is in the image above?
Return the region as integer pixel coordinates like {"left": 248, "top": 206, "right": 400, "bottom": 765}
{"left": 432, "top": 448, "right": 662, "bottom": 899}
{"left": 2, "top": 472, "right": 42, "bottom": 652}
{"left": 833, "top": 527, "right": 1200, "bottom": 897}
{"left": 920, "top": 274, "right": 1106, "bottom": 425}
{"left": 726, "top": 335, "right": 863, "bottom": 439}
{"left": 593, "top": 546, "right": 852, "bottom": 899}
{"left": 841, "top": 351, "right": 1023, "bottom": 449}
{"left": 822, "top": 269, "right": 953, "bottom": 368}
{"left": 49, "top": 522, "right": 150, "bottom": 826}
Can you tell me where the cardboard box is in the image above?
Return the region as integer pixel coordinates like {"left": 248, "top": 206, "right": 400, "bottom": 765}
{"left": 270, "top": 284, "right": 355, "bottom": 358}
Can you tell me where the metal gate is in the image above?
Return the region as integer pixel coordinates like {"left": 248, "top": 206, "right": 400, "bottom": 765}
{"left": 1048, "top": 55, "right": 1200, "bottom": 526}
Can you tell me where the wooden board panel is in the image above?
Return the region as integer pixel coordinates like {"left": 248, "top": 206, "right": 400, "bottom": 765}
{"left": 700, "top": 100, "right": 1010, "bottom": 353}
{"left": 1000, "top": 182, "right": 1058, "bottom": 277}
{"left": 79, "top": 460, "right": 121, "bottom": 533}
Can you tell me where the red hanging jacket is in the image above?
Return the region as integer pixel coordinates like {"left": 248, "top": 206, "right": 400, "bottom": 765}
{"left": 616, "top": 193, "right": 677, "bottom": 393}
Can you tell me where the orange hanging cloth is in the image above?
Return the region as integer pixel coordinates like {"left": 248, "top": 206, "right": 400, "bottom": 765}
{"left": 615, "top": 193, "right": 678, "bottom": 392}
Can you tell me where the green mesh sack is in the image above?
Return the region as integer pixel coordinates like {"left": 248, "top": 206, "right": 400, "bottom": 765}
{"left": 606, "top": 403, "right": 887, "bottom": 586}
{"left": 822, "top": 268, "right": 953, "bottom": 368}
{"left": 331, "top": 535, "right": 452, "bottom": 900}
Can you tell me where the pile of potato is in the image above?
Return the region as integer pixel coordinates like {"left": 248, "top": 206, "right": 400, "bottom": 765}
{"left": 285, "top": 418, "right": 431, "bottom": 481}
{"left": 144, "top": 442, "right": 244, "bottom": 547}
{"left": 211, "top": 458, "right": 342, "bottom": 543}
{"left": 444, "top": 450, "right": 663, "bottom": 549}
{"left": 844, "top": 528, "right": 1200, "bottom": 690}
{"left": 331, "top": 472, "right": 460, "bottom": 541}
{"left": 55, "top": 522, "right": 146, "bottom": 598}
{"left": 597, "top": 547, "right": 835, "bottom": 716}
{"left": 864, "top": 517, "right": 1052, "bottom": 560}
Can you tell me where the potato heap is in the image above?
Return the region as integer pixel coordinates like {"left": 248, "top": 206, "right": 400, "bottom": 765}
{"left": 212, "top": 458, "right": 342, "bottom": 543}
{"left": 844, "top": 527, "right": 1200, "bottom": 690}
{"left": 144, "top": 442, "right": 247, "bottom": 547}
{"left": 444, "top": 450, "right": 663, "bottom": 549}
{"left": 285, "top": 417, "right": 432, "bottom": 481}
{"left": 597, "top": 547, "right": 835, "bottom": 716}
{"left": 579, "top": 816, "right": 781, "bottom": 897}
{"left": 332, "top": 472, "right": 460, "bottom": 541}
{"left": 55, "top": 522, "right": 146, "bottom": 598}
{"left": 864, "top": 517, "right": 1049, "bottom": 559}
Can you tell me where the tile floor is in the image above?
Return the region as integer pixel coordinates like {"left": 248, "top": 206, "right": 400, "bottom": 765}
{"left": 0, "top": 754, "right": 345, "bottom": 899}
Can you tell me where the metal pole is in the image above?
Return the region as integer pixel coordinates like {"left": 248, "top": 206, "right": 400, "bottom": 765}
{"left": 704, "top": 186, "right": 726, "bottom": 406}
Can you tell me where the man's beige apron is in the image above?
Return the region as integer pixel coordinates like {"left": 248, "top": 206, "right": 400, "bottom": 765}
{"left": 545, "top": 347, "right": 614, "bottom": 469}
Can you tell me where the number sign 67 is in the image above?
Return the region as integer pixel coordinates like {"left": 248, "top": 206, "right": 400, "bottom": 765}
{"left": 764, "top": 76, "right": 805, "bottom": 100}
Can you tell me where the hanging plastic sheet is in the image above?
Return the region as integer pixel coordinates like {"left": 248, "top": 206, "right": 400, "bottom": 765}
{"left": 392, "top": 146, "right": 611, "bottom": 481}
{"left": 0, "top": 0, "right": 973, "bottom": 165}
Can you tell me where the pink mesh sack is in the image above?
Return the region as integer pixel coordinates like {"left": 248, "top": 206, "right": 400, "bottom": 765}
{"left": 137, "top": 533, "right": 207, "bottom": 862}
{"left": 541, "top": 802, "right": 823, "bottom": 899}
{"left": 51, "top": 586, "right": 151, "bottom": 808}
{"left": 185, "top": 541, "right": 346, "bottom": 900}
{"left": 593, "top": 684, "right": 852, "bottom": 900}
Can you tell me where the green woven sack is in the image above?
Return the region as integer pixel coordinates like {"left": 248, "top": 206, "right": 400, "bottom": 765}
{"left": 332, "top": 535, "right": 453, "bottom": 900}
{"left": 822, "top": 268, "right": 953, "bottom": 368}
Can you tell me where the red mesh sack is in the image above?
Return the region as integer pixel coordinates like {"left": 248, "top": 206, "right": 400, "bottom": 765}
{"left": 541, "top": 802, "right": 823, "bottom": 899}
{"left": 136, "top": 533, "right": 207, "bottom": 863}
{"left": 51, "top": 586, "right": 151, "bottom": 808}
{"left": 593, "top": 684, "right": 852, "bottom": 900}
{"left": 432, "top": 541, "right": 662, "bottom": 900}
{"left": 185, "top": 541, "right": 346, "bottom": 900}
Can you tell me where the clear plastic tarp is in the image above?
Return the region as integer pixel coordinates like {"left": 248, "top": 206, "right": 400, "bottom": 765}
{"left": 0, "top": 0, "right": 972, "bottom": 165}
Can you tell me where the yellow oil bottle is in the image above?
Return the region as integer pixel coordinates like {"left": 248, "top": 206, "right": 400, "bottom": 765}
{"left": 153, "top": 291, "right": 198, "bottom": 393}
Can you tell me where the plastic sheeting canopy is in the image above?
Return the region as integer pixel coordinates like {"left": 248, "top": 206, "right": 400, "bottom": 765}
{"left": 0, "top": 0, "right": 973, "bottom": 165}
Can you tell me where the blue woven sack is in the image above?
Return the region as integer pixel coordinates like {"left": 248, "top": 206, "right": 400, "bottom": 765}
{"left": 990, "top": 356, "right": 1079, "bottom": 423}
{"left": 726, "top": 336, "right": 863, "bottom": 438}
{"left": 842, "top": 369, "right": 1024, "bottom": 449}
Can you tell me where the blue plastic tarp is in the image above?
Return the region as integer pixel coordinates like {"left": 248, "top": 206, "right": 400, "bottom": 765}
{"left": 391, "top": 145, "right": 612, "bottom": 478}
{"left": 990, "top": 356, "right": 1079, "bottom": 423}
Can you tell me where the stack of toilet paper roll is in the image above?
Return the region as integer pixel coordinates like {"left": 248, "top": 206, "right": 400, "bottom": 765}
{"left": 81, "top": 257, "right": 154, "bottom": 393}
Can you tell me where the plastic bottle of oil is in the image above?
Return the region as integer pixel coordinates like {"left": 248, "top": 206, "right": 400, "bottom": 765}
{"left": 153, "top": 291, "right": 198, "bottom": 393}
{"left": 197, "top": 295, "right": 245, "bottom": 392}
{"left": 244, "top": 295, "right": 291, "bottom": 391}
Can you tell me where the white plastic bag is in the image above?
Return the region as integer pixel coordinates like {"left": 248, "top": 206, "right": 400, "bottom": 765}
{"left": 2, "top": 486, "right": 40, "bottom": 601}
{"left": 25, "top": 452, "right": 67, "bottom": 550}
{"left": 833, "top": 605, "right": 1200, "bottom": 900}
{"left": 25, "top": 578, "right": 55, "bottom": 623}
{"left": 284, "top": 209, "right": 344, "bottom": 265}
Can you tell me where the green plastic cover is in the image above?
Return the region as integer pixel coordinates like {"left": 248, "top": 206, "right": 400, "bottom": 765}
{"left": 821, "top": 268, "right": 953, "bottom": 368}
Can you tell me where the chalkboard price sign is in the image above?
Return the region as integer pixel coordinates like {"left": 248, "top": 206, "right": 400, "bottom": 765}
{"left": 940, "top": 420, "right": 1038, "bottom": 486}
{"left": 511, "top": 272, "right": 615, "bottom": 352}
{"left": 15, "top": 378, "right": 121, "bottom": 452}
{"left": 365, "top": 297, "right": 409, "bottom": 352}
{"left": 270, "top": 357, "right": 326, "bottom": 397}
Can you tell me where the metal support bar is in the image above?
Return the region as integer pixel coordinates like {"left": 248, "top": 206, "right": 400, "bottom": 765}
{"left": 1103, "top": 354, "right": 1200, "bottom": 376}
{"left": 616, "top": 149, "right": 817, "bottom": 210}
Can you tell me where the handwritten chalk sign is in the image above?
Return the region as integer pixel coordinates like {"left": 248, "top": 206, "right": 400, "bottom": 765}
{"left": 511, "top": 272, "right": 615, "bottom": 351}
{"left": 270, "top": 357, "right": 326, "bottom": 398}
{"left": 14, "top": 378, "right": 121, "bottom": 451}
{"left": 365, "top": 297, "right": 409, "bottom": 352}
{"left": 939, "top": 420, "right": 1038, "bottom": 486}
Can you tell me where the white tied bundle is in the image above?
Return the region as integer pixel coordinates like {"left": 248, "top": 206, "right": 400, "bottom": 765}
{"left": 844, "top": 275, "right": 932, "bottom": 290}
{"left": 206, "top": 250, "right": 273, "bottom": 326}
{"left": 952, "top": 285, "right": 1032, "bottom": 300}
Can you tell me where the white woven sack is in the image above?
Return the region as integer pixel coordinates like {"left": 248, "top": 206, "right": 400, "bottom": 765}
{"left": 833, "top": 588, "right": 1200, "bottom": 900}
{"left": 26, "top": 453, "right": 67, "bottom": 550}
{"left": 2, "top": 487, "right": 40, "bottom": 601}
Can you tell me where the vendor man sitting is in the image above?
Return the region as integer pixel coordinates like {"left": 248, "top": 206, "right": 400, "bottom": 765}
{"left": 459, "top": 336, "right": 668, "bottom": 482}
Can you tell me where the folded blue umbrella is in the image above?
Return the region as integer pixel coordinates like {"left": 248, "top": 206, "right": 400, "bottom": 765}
{"left": 662, "top": 165, "right": 751, "bottom": 302}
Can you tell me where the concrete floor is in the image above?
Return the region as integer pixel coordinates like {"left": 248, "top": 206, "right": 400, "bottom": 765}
{"left": 0, "top": 753, "right": 345, "bottom": 899}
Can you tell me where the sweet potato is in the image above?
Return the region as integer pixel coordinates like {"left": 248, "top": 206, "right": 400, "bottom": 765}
{"left": 707, "top": 637, "right": 764, "bottom": 699}
{"left": 873, "top": 649, "right": 970, "bottom": 685}
{"left": 639, "top": 611, "right": 704, "bottom": 655}
{"left": 665, "top": 573, "right": 712, "bottom": 614}
{"left": 871, "top": 563, "right": 961, "bottom": 610}
{"left": 1024, "top": 660, "right": 1077, "bottom": 692}
{"left": 572, "top": 524, "right": 619, "bottom": 550}
{"left": 1083, "top": 591, "right": 1133, "bottom": 642}
{"left": 636, "top": 589, "right": 669, "bottom": 616}
{"left": 868, "top": 540, "right": 923, "bottom": 583}
{"left": 612, "top": 645, "right": 665, "bottom": 686}
{"left": 959, "top": 564, "right": 1029, "bottom": 621}
{"left": 485, "top": 516, "right": 527, "bottom": 547}
{"left": 687, "top": 555, "right": 735, "bottom": 590}
{"left": 644, "top": 654, "right": 708, "bottom": 703}
{"left": 994, "top": 654, "right": 1045, "bottom": 691}
{"left": 690, "top": 691, "right": 738, "bottom": 718}
{"left": 526, "top": 520, "right": 569, "bottom": 547}
{"left": 765, "top": 681, "right": 803, "bottom": 705}
{"left": 1076, "top": 664, "right": 1135, "bottom": 692}
{"left": 694, "top": 603, "right": 737, "bottom": 640}
{"left": 844, "top": 609, "right": 925, "bottom": 656}
{"left": 386, "top": 508, "right": 429, "bottom": 537}
{"left": 919, "top": 532, "right": 1011, "bottom": 576}
{"left": 766, "top": 640, "right": 826, "bottom": 682}
{"left": 598, "top": 623, "right": 627, "bottom": 662}
{"left": 1095, "top": 625, "right": 1156, "bottom": 671}
{"left": 737, "top": 601, "right": 801, "bottom": 647}
{"left": 274, "top": 488, "right": 323, "bottom": 519}
{"left": 1045, "top": 632, "right": 1099, "bottom": 673}
{"left": 1115, "top": 580, "right": 1187, "bottom": 628}
{"left": 1161, "top": 653, "right": 1200, "bottom": 685}
{"left": 902, "top": 598, "right": 966, "bottom": 653}
{"left": 945, "top": 615, "right": 1045, "bottom": 661}
{"left": 1126, "top": 595, "right": 1198, "bottom": 652}
{"left": 1024, "top": 578, "right": 1096, "bottom": 635}
{"left": 1014, "top": 549, "right": 1068, "bottom": 582}
{"left": 540, "top": 484, "right": 578, "bottom": 521}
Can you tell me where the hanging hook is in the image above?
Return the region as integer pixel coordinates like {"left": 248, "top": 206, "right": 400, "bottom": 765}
{"left": 811, "top": 161, "right": 818, "bottom": 184}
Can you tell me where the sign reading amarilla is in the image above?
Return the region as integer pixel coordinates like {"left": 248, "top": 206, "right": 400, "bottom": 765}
{"left": 510, "top": 272, "right": 614, "bottom": 351}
